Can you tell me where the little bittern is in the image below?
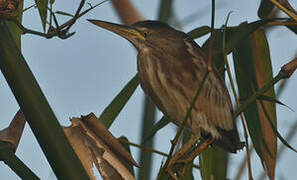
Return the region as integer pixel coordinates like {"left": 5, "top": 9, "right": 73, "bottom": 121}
{"left": 88, "top": 19, "right": 241, "bottom": 153}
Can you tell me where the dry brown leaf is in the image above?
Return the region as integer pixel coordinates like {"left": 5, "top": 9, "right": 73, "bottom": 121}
{"left": 64, "top": 114, "right": 136, "bottom": 180}
{"left": 281, "top": 57, "right": 297, "bottom": 78}
{"left": 252, "top": 30, "right": 277, "bottom": 180}
{"left": 0, "top": 110, "right": 25, "bottom": 151}
{"left": 64, "top": 123, "right": 97, "bottom": 180}
{"left": 81, "top": 113, "right": 139, "bottom": 167}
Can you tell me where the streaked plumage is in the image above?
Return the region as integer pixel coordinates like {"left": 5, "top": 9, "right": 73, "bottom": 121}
{"left": 89, "top": 19, "right": 241, "bottom": 153}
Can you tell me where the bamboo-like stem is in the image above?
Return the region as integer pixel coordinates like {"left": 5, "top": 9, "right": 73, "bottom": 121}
{"left": 157, "top": 0, "right": 173, "bottom": 23}
{"left": 222, "top": 15, "right": 253, "bottom": 180}
{"left": 0, "top": 142, "right": 39, "bottom": 179}
{"left": 0, "top": 22, "right": 89, "bottom": 179}
{"left": 111, "top": 0, "right": 144, "bottom": 25}
{"left": 138, "top": 97, "right": 156, "bottom": 180}
{"left": 269, "top": 0, "right": 297, "bottom": 22}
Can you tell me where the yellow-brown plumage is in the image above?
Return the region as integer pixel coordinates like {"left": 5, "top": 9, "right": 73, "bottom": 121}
{"left": 89, "top": 19, "right": 241, "bottom": 153}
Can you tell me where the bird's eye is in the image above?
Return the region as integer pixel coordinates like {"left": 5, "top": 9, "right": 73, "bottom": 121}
{"left": 143, "top": 31, "right": 149, "bottom": 37}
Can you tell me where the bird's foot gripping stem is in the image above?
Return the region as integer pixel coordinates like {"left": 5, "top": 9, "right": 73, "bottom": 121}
{"left": 166, "top": 136, "right": 214, "bottom": 179}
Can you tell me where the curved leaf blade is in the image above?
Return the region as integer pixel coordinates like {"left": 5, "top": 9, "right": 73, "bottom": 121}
{"left": 202, "top": 19, "right": 272, "bottom": 58}
{"left": 258, "top": 0, "right": 275, "bottom": 19}
{"left": 199, "top": 147, "right": 228, "bottom": 180}
{"left": 233, "top": 29, "right": 277, "bottom": 179}
{"left": 257, "top": 94, "right": 294, "bottom": 111}
{"left": 143, "top": 116, "right": 170, "bottom": 144}
{"left": 99, "top": 74, "right": 139, "bottom": 128}
{"left": 34, "top": 0, "right": 48, "bottom": 31}
{"left": 55, "top": 11, "right": 74, "bottom": 17}
{"left": 187, "top": 26, "right": 211, "bottom": 39}
{"left": 137, "top": 97, "right": 156, "bottom": 180}
{"left": 259, "top": 101, "right": 297, "bottom": 153}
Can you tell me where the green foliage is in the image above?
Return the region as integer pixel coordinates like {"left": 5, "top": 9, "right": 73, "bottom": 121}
{"left": 6, "top": 0, "right": 24, "bottom": 48}
{"left": 199, "top": 147, "right": 228, "bottom": 180}
{"left": 0, "top": 141, "right": 39, "bottom": 179}
{"left": 35, "top": 0, "right": 49, "bottom": 31}
{"left": 233, "top": 29, "right": 277, "bottom": 179}
{"left": 143, "top": 116, "right": 170, "bottom": 143}
{"left": 258, "top": 0, "right": 275, "bottom": 18}
{"left": 0, "top": 22, "right": 88, "bottom": 179}
{"left": 99, "top": 74, "right": 139, "bottom": 128}
{"left": 188, "top": 26, "right": 211, "bottom": 39}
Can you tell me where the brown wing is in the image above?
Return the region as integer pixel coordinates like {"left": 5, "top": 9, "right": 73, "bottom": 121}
{"left": 199, "top": 71, "right": 234, "bottom": 131}
{"left": 183, "top": 38, "right": 241, "bottom": 152}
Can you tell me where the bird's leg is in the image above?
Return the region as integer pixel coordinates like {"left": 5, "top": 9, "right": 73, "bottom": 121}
{"left": 166, "top": 135, "right": 201, "bottom": 179}
{"left": 166, "top": 136, "right": 214, "bottom": 179}
{"left": 170, "top": 135, "right": 201, "bottom": 164}
{"left": 183, "top": 137, "right": 214, "bottom": 163}
{"left": 178, "top": 137, "right": 215, "bottom": 178}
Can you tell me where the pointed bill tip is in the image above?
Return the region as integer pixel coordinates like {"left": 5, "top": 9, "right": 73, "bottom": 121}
{"left": 87, "top": 19, "right": 109, "bottom": 27}
{"left": 87, "top": 19, "right": 145, "bottom": 41}
{"left": 87, "top": 19, "right": 99, "bottom": 23}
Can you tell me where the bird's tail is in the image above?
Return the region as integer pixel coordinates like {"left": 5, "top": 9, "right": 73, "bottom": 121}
{"left": 214, "top": 126, "right": 244, "bottom": 153}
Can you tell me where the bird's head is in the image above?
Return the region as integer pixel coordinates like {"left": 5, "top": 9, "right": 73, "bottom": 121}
{"left": 88, "top": 19, "right": 187, "bottom": 54}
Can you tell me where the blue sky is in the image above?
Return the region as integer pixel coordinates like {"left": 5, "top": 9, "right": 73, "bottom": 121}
{"left": 0, "top": 0, "right": 297, "bottom": 179}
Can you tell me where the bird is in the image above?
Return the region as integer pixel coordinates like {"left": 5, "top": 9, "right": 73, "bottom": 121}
{"left": 88, "top": 19, "right": 241, "bottom": 153}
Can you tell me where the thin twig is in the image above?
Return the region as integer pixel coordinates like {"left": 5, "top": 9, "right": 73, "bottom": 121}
{"left": 49, "top": 3, "right": 53, "bottom": 29}
{"left": 266, "top": 21, "right": 297, "bottom": 26}
{"left": 47, "top": 0, "right": 109, "bottom": 37}
{"left": 118, "top": 139, "right": 201, "bottom": 169}
{"left": 46, "top": 7, "right": 60, "bottom": 36}
{"left": 63, "top": 0, "right": 86, "bottom": 33}
{"left": 119, "top": 138, "right": 168, "bottom": 157}
{"left": 269, "top": 0, "right": 297, "bottom": 22}
{"left": 19, "top": 4, "right": 36, "bottom": 15}
{"left": 207, "top": 0, "right": 215, "bottom": 70}
{"left": 0, "top": 0, "right": 109, "bottom": 39}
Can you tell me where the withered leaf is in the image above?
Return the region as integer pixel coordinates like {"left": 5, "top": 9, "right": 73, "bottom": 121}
{"left": 64, "top": 113, "right": 137, "bottom": 180}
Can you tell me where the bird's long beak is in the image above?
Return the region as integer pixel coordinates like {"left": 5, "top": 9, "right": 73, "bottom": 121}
{"left": 88, "top": 19, "right": 145, "bottom": 41}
